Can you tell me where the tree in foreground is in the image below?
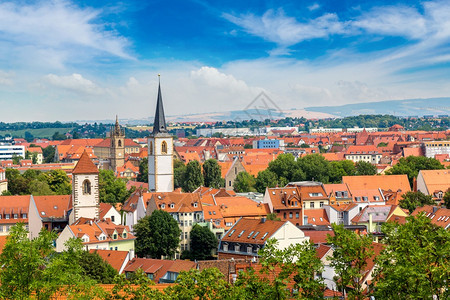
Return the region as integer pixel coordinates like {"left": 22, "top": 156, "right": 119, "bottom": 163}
{"left": 258, "top": 239, "right": 325, "bottom": 300}
{"left": 78, "top": 251, "right": 118, "bottom": 284}
{"left": 134, "top": 210, "right": 181, "bottom": 258}
{"left": 327, "top": 224, "right": 374, "bottom": 300}
{"left": 188, "top": 224, "right": 218, "bottom": 261}
{"left": 233, "top": 171, "right": 256, "bottom": 192}
{"left": 202, "top": 159, "right": 222, "bottom": 188}
{"left": 182, "top": 160, "right": 204, "bottom": 192}
{"left": 399, "top": 191, "right": 435, "bottom": 213}
{"left": 374, "top": 215, "right": 450, "bottom": 299}
{"left": 0, "top": 223, "right": 99, "bottom": 299}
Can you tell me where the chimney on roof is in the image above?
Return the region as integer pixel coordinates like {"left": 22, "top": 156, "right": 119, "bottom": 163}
{"left": 261, "top": 217, "right": 266, "bottom": 223}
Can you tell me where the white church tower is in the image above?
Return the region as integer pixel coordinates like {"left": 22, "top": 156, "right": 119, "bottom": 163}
{"left": 148, "top": 76, "right": 174, "bottom": 192}
{"left": 70, "top": 150, "right": 100, "bottom": 224}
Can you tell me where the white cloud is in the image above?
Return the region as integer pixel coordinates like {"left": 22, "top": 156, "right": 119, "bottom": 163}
{"left": 308, "top": 3, "right": 320, "bottom": 11}
{"left": 354, "top": 6, "right": 427, "bottom": 39}
{"left": 44, "top": 73, "right": 105, "bottom": 95}
{"left": 222, "top": 8, "right": 349, "bottom": 47}
{"left": 0, "top": 0, "right": 132, "bottom": 70}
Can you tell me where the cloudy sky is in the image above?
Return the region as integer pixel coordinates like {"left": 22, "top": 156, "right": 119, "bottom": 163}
{"left": 0, "top": 0, "right": 449, "bottom": 122}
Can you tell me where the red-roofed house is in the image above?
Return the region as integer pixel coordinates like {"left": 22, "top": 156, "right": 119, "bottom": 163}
{"left": 99, "top": 202, "right": 121, "bottom": 225}
{"left": 218, "top": 218, "right": 308, "bottom": 260}
{"left": 90, "top": 249, "right": 132, "bottom": 274}
{"left": 0, "top": 195, "right": 30, "bottom": 236}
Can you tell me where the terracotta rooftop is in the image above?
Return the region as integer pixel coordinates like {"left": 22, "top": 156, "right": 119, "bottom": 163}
{"left": 33, "top": 195, "right": 71, "bottom": 219}
{"left": 221, "top": 218, "right": 286, "bottom": 245}
{"left": 342, "top": 175, "right": 411, "bottom": 196}
{"left": 72, "top": 150, "right": 99, "bottom": 174}
{"left": 90, "top": 249, "right": 129, "bottom": 273}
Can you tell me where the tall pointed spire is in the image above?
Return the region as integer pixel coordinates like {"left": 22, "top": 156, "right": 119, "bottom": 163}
{"left": 152, "top": 75, "right": 167, "bottom": 134}
{"left": 114, "top": 115, "right": 120, "bottom": 134}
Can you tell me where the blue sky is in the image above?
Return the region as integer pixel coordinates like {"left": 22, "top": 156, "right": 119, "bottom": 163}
{"left": 0, "top": 0, "right": 449, "bottom": 122}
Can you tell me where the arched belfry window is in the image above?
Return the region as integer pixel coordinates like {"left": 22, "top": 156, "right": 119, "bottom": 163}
{"left": 162, "top": 141, "right": 168, "bottom": 154}
{"left": 118, "top": 140, "right": 122, "bottom": 147}
{"left": 83, "top": 180, "right": 91, "bottom": 195}
{"left": 149, "top": 141, "right": 153, "bottom": 155}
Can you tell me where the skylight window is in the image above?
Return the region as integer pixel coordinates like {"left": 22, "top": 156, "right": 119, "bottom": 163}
{"left": 228, "top": 229, "right": 235, "bottom": 237}
{"left": 237, "top": 230, "right": 245, "bottom": 238}
{"left": 252, "top": 232, "right": 259, "bottom": 239}
{"left": 247, "top": 231, "right": 254, "bottom": 238}
{"left": 261, "top": 232, "right": 269, "bottom": 240}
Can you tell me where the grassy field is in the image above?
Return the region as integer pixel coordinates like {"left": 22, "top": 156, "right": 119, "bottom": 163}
{"left": 0, "top": 127, "right": 72, "bottom": 138}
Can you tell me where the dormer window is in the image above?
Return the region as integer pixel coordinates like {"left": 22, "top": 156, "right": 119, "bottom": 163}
{"left": 123, "top": 233, "right": 127, "bottom": 239}
{"left": 170, "top": 203, "right": 174, "bottom": 209}
{"left": 83, "top": 180, "right": 91, "bottom": 195}
{"left": 161, "top": 204, "right": 165, "bottom": 209}
{"left": 5, "top": 214, "right": 9, "bottom": 220}
{"left": 113, "top": 234, "right": 118, "bottom": 240}
{"left": 193, "top": 202, "right": 198, "bottom": 208}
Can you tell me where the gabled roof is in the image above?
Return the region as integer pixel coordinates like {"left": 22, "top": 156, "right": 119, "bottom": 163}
{"left": 418, "top": 169, "right": 450, "bottom": 195}
{"left": 304, "top": 209, "right": 330, "bottom": 226}
{"left": 90, "top": 249, "right": 129, "bottom": 273}
{"left": 342, "top": 175, "right": 411, "bottom": 196}
{"left": 72, "top": 150, "right": 98, "bottom": 174}
{"left": 33, "top": 195, "right": 71, "bottom": 219}
{"left": 412, "top": 205, "right": 450, "bottom": 229}
{"left": 316, "top": 244, "right": 332, "bottom": 259}
{"left": 153, "top": 192, "right": 202, "bottom": 213}
{"left": 221, "top": 218, "right": 286, "bottom": 245}
{"left": 99, "top": 202, "right": 115, "bottom": 220}
{"left": 351, "top": 205, "right": 396, "bottom": 224}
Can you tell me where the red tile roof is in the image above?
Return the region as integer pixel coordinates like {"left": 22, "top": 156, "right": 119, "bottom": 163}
{"left": 72, "top": 150, "right": 99, "bottom": 174}
{"left": 33, "top": 195, "right": 71, "bottom": 219}
{"left": 90, "top": 249, "right": 129, "bottom": 273}
{"left": 221, "top": 218, "right": 286, "bottom": 245}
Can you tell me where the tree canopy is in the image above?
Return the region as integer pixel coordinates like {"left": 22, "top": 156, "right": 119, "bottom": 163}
{"left": 374, "top": 215, "right": 450, "bottom": 299}
{"left": 134, "top": 210, "right": 181, "bottom": 259}
{"left": 182, "top": 160, "right": 204, "bottom": 192}
{"left": 188, "top": 224, "right": 218, "bottom": 261}
{"left": 98, "top": 169, "right": 130, "bottom": 204}
{"left": 233, "top": 171, "right": 256, "bottom": 193}
{"left": 386, "top": 156, "right": 444, "bottom": 185}
{"left": 355, "top": 161, "right": 377, "bottom": 175}
{"left": 399, "top": 191, "right": 435, "bottom": 213}
{"left": 202, "top": 159, "right": 223, "bottom": 188}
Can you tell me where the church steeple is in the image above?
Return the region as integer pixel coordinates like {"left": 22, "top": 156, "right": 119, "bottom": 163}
{"left": 152, "top": 75, "right": 167, "bottom": 134}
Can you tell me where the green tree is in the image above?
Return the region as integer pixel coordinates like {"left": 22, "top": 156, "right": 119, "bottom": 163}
{"left": 327, "top": 224, "right": 374, "bottom": 299}
{"left": 255, "top": 169, "right": 278, "bottom": 193}
{"left": 43, "top": 145, "right": 56, "bottom": 163}
{"left": 202, "top": 159, "right": 222, "bottom": 188}
{"left": 377, "top": 142, "right": 388, "bottom": 147}
{"left": 5, "top": 168, "right": 29, "bottom": 195}
{"left": 78, "top": 251, "right": 118, "bottom": 284}
{"left": 297, "top": 154, "right": 331, "bottom": 183}
{"left": 329, "top": 160, "right": 356, "bottom": 183}
{"left": 165, "top": 268, "right": 231, "bottom": 300}
{"left": 28, "top": 179, "right": 54, "bottom": 195}
{"left": 134, "top": 210, "right": 181, "bottom": 258}
{"left": 45, "top": 169, "right": 72, "bottom": 194}
{"left": 99, "top": 170, "right": 129, "bottom": 204}
{"left": 233, "top": 171, "right": 256, "bottom": 192}
{"left": 136, "top": 157, "right": 148, "bottom": 183}
{"left": 259, "top": 239, "right": 325, "bottom": 300}
{"left": 174, "top": 159, "right": 186, "bottom": 189}
{"left": 24, "top": 131, "right": 34, "bottom": 142}
{"left": 0, "top": 224, "right": 97, "bottom": 299}
{"left": 268, "top": 153, "right": 300, "bottom": 182}
{"left": 374, "top": 215, "right": 450, "bottom": 299}
{"left": 52, "top": 131, "right": 66, "bottom": 140}
{"left": 399, "top": 191, "right": 435, "bottom": 213}
{"left": 386, "top": 156, "right": 444, "bottom": 185}
{"left": 188, "top": 224, "right": 218, "bottom": 261}
{"left": 182, "top": 160, "right": 204, "bottom": 192}
{"left": 355, "top": 161, "right": 377, "bottom": 175}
